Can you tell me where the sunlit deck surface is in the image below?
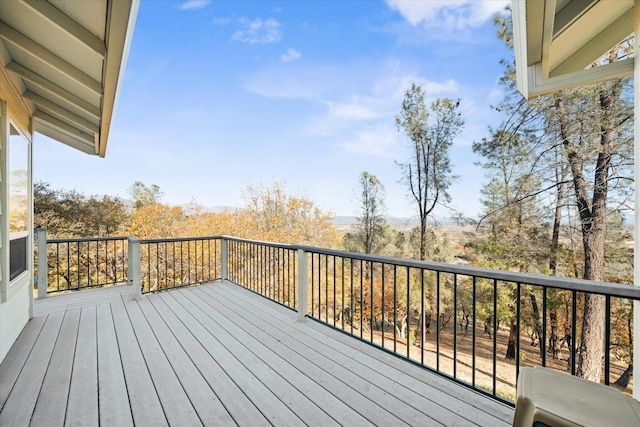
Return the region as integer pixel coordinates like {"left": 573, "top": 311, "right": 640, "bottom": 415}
{"left": 1, "top": 281, "right": 513, "bottom": 426}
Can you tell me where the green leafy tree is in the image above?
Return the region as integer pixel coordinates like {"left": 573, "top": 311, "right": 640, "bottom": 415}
{"left": 352, "top": 171, "right": 386, "bottom": 254}
{"left": 483, "top": 9, "right": 633, "bottom": 380}
{"left": 128, "top": 181, "right": 164, "bottom": 210}
{"left": 396, "top": 84, "right": 464, "bottom": 260}
{"left": 34, "top": 181, "right": 128, "bottom": 237}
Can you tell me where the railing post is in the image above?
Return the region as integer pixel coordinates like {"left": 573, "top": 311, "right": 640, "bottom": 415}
{"left": 221, "top": 238, "right": 228, "bottom": 281}
{"left": 36, "top": 228, "right": 47, "bottom": 299}
{"left": 297, "top": 248, "right": 308, "bottom": 322}
{"left": 128, "top": 237, "right": 141, "bottom": 300}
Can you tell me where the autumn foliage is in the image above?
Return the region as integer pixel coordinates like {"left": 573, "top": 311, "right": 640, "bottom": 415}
{"left": 36, "top": 180, "right": 339, "bottom": 249}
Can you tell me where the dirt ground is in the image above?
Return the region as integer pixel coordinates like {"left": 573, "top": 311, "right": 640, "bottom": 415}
{"left": 330, "top": 322, "right": 632, "bottom": 402}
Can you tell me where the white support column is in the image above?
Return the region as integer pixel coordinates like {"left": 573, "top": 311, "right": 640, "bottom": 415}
{"left": 36, "top": 228, "right": 47, "bottom": 299}
{"left": 128, "top": 237, "right": 141, "bottom": 300}
{"left": 634, "top": 0, "right": 639, "bottom": 401}
{"left": 297, "top": 248, "right": 308, "bottom": 322}
{"left": 221, "top": 238, "right": 228, "bottom": 281}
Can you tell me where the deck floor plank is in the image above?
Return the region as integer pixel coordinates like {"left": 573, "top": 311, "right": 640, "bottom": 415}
{"left": 96, "top": 303, "right": 134, "bottom": 427}
{"left": 65, "top": 306, "right": 99, "bottom": 427}
{"left": 147, "top": 293, "right": 270, "bottom": 427}
{"left": 34, "top": 286, "right": 134, "bottom": 316}
{"left": 160, "top": 291, "right": 306, "bottom": 427}
{"left": 110, "top": 300, "right": 168, "bottom": 426}
{"left": 0, "top": 312, "right": 64, "bottom": 427}
{"left": 190, "top": 286, "right": 397, "bottom": 427}
{"left": 209, "top": 284, "right": 472, "bottom": 426}
{"left": 137, "top": 297, "right": 236, "bottom": 426}
{"left": 30, "top": 309, "right": 81, "bottom": 426}
{"left": 1, "top": 282, "right": 516, "bottom": 426}
{"left": 183, "top": 287, "right": 363, "bottom": 427}
{"left": 301, "top": 312, "right": 516, "bottom": 424}
{"left": 0, "top": 315, "right": 47, "bottom": 410}
{"left": 122, "top": 298, "right": 202, "bottom": 426}
{"left": 219, "top": 282, "right": 513, "bottom": 427}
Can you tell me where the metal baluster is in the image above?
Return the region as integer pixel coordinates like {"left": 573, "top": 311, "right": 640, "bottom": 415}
{"left": 406, "top": 266, "right": 410, "bottom": 360}
{"left": 421, "top": 269, "right": 425, "bottom": 366}
{"left": 516, "top": 282, "right": 522, "bottom": 383}
{"left": 472, "top": 276, "right": 476, "bottom": 387}
{"left": 453, "top": 273, "right": 457, "bottom": 378}
{"left": 605, "top": 295, "right": 611, "bottom": 385}
{"left": 542, "top": 286, "right": 547, "bottom": 367}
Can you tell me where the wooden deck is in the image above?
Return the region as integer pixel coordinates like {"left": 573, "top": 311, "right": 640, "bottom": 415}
{"left": 1, "top": 281, "right": 514, "bottom": 426}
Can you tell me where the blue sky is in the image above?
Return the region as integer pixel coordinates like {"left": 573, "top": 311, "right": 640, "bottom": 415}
{"left": 34, "top": 0, "right": 511, "bottom": 219}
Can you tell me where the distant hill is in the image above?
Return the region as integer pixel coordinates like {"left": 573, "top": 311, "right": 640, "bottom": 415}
{"left": 331, "top": 216, "right": 420, "bottom": 231}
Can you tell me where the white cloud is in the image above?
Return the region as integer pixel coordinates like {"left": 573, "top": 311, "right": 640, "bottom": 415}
{"left": 423, "top": 79, "right": 459, "bottom": 95}
{"left": 232, "top": 18, "right": 282, "bottom": 44}
{"left": 386, "top": 0, "right": 508, "bottom": 31}
{"left": 327, "top": 101, "right": 379, "bottom": 121}
{"left": 338, "top": 125, "right": 402, "bottom": 158}
{"left": 243, "top": 60, "right": 465, "bottom": 156}
{"left": 487, "top": 87, "right": 503, "bottom": 104}
{"left": 213, "top": 17, "right": 231, "bottom": 25}
{"left": 282, "top": 48, "right": 302, "bottom": 63}
{"left": 178, "top": 0, "right": 209, "bottom": 11}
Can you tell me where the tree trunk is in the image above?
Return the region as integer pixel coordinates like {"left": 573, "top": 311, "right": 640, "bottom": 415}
{"left": 484, "top": 317, "right": 492, "bottom": 339}
{"left": 530, "top": 293, "right": 544, "bottom": 360}
{"left": 549, "top": 161, "right": 565, "bottom": 276}
{"left": 420, "top": 309, "right": 431, "bottom": 344}
{"left": 400, "top": 315, "right": 407, "bottom": 339}
{"left": 614, "top": 308, "right": 634, "bottom": 386}
{"left": 614, "top": 365, "right": 633, "bottom": 388}
{"left": 419, "top": 217, "right": 427, "bottom": 261}
{"left": 548, "top": 308, "right": 560, "bottom": 359}
{"left": 506, "top": 319, "right": 517, "bottom": 360}
{"left": 556, "top": 71, "right": 620, "bottom": 381}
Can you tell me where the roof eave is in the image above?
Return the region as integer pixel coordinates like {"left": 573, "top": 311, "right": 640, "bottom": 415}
{"left": 98, "top": 0, "right": 139, "bottom": 158}
{"left": 512, "top": 0, "right": 634, "bottom": 100}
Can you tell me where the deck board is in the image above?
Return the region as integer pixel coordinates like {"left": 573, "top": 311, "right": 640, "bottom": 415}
{"left": 123, "top": 298, "right": 202, "bottom": 426}
{"left": 216, "top": 282, "right": 514, "bottom": 425}
{"left": 110, "top": 300, "right": 167, "bottom": 426}
{"left": 96, "top": 303, "right": 134, "bottom": 427}
{"left": 147, "top": 292, "right": 271, "bottom": 426}
{"left": 1, "top": 281, "right": 515, "bottom": 426}
{"left": 0, "top": 314, "right": 46, "bottom": 409}
{"left": 184, "top": 289, "right": 344, "bottom": 426}
{"left": 137, "top": 297, "right": 236, "bottom": 426}
{"left": 0, "top": 311, "right": 64, "bottom": 427}
{"left": 162, "top": 290, "right": 307, "bottom": 427}
{"left": 34, "top": 285, "right": 134, "bottom": 316}
{"left": 65, "top": 306, "right": 98, "bottom": 427}
{"left": 185, "top": 287, "right": 376, "bottom": 426}
{"left": 210, "top": 283, "right": 511, "bottom": 427}
{"left": 30, "top": 309, "right": 81, "bottom": 426}
{"left": 191, "top": 285, "right": 403, "bottom": 426}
